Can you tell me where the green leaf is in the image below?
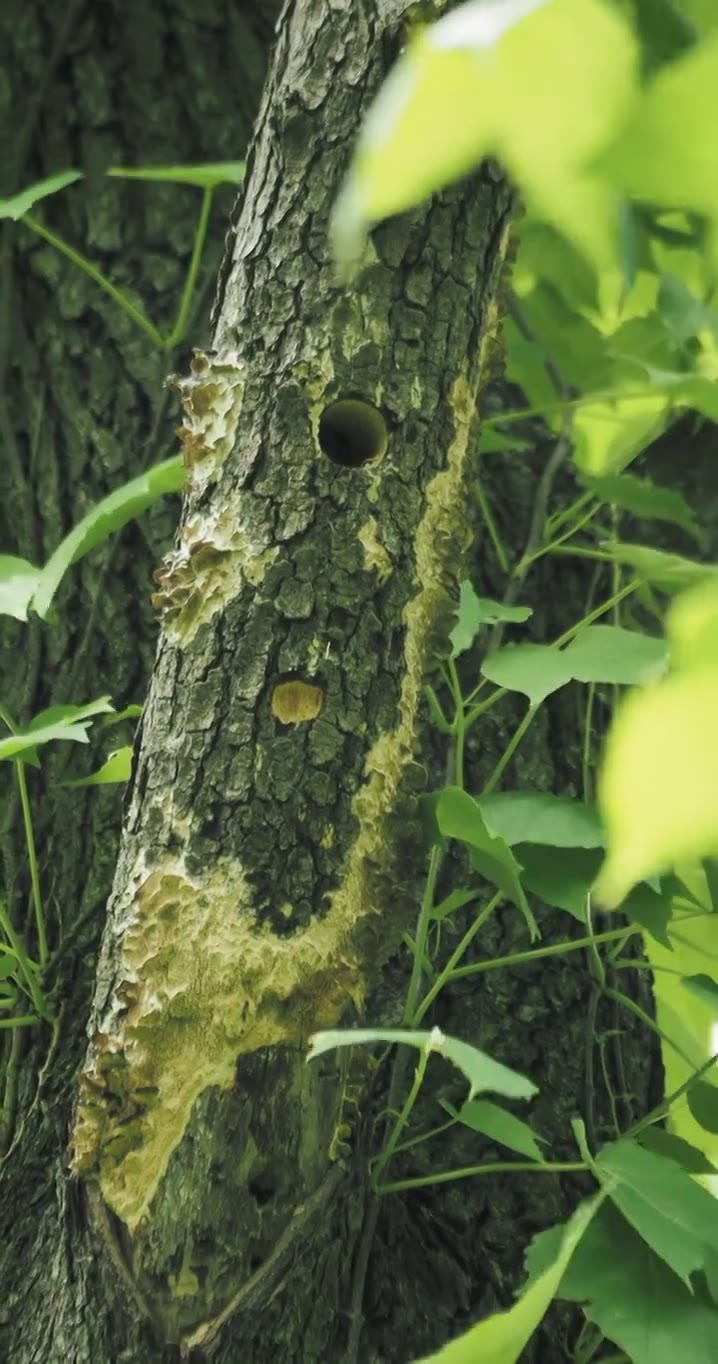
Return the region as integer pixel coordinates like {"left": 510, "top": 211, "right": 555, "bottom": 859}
{"left": 687, "top": 1081, "right": 718, "bottom": 1134}
{"left": 417, "top": 1192, "right": 604, "bottom": 1363}
{"left": 436, "top": 787, "right": 538, "bottom": 939}
{"left": 32, "top": 457, "right": 185, "bottom": 618}
{"left": 639, "top": 1125, "right": 718, "bottom": 1175}
{"left": 481, "top": 643, "right": 571, "bottom": 707}
{"left": 333, "top": 0, "right": 637, "bottom": 271}
{"left": 605, "top": 30, "right": 718, "bottom": 221}
{"left": 0, "top": 170, "right": 82, "bottom": 220}
{"left": 562, "top": 624, "right": 668, "bottom": 685}
{"left": 479, "top": 791, "right": 605, "bottom": 849}
{"left": 61, "top": 746, "right": 133, "bottom": 788}
{"left": 0, "top": 698, "right": 114, "bottom": 761}
{"left": 514, "top": 844, "right": 599, "bottom": 921}
{"left": 307, "top": 1027, "right": 537, "bottom": 1101}
{"left": 107, "top": 162, "right": 245, "bottom": 188}
{"left": 621, "top": 880, "right": 673, "bottom": 948}
{"left": 0, "top": 954, "right": 19, "bottom": 982}
{"left": 585, "top": 471, "right": 702, "bottom": 543}
{"left": 597, "top": 1137, "right": 718, "bottom": 1284}
{"left": 669, "top": 578, "right": 718, "bottom": 670}
{"left": 0, "top": 556, "right": 42, "bottom": 621}
{"left": 572, "top": 390, "right": 669, "bottom": 477}
{"left": 596, "top": 667, "right": 718, "bottom": 906}
{"left": 608, "top": 543, "right": 718, "bottom": 592}
{"left": 632, "top": 0, "right": 700, "bottom": 74}
{"left": 455, "top": 1098, "right": 545, "bottom": 1162}
{"left": 659, "top": 272, "right": 718, "bottom": 344}
{"left": 529, "top": 1201, "right": 718, "bottom": 1364}
{"left": 450, "top": 582, "right": 531, "bottom": 659}
{"left": 680, "top": 974, "right": 718, "bottom": 1009}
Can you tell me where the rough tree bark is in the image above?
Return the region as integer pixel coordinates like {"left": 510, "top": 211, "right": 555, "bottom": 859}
{"left": 1, "top": 3, "right": 662, "bottom": 1364}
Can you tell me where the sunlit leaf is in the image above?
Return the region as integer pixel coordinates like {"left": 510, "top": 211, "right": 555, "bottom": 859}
{"left": 436, "top": 786, "right": 538, "bottom": 938}
{"left": 334, "top": 0, "right": 637, "bottom": 270}
{"left": 61, "top": 746, "right": 133, "bottom": 788}
{"left": 107, "top": 162, "right": 245, "bottom": 188}
{"left": 0, "top": 170, "right": 82, "bottom": 220}
{"left": 669, "top": 578, "right": 718, "bottom": 669}
{"left": 417, "top": 1192, "right": 604, "bottom": 1363}
{"left": 572, "top": 390, "right": 669, "bottom": 476}
{"left": 32, "top": 457, "right": 185, "bottom": 618}
{"left": 0, "top": 556, "right": 42, "bottom": 621}
{"left": 307, "top": 1027, "right": 537, "bottom": 1100}
{"left": 605, "top": 30, "right": 718, "bottom": 221}
{"left": 596, "top": 667, "right": 718, "bottom": 906}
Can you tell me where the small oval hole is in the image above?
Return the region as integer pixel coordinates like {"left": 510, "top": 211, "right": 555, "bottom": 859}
{"left": 318, "top": 399, "right": 387, "bottom": 468}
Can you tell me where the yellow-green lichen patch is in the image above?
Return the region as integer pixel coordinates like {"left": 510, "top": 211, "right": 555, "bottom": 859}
{"left": 358, "top": 517, "right": 393, "bottom": 582}
{"left": 167, "top": 348, "right": 245, "bottom": 492}
{"left": 73, "top": 856, "right": 369, "bottom": 1230}
{"left": 152, "top": 511, "right": 277, "bottom": 646}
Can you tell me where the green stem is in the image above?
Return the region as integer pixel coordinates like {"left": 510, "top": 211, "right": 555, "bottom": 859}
{"left": 378, "top": 1159, "right": 587, "bottom": 1194}
{"left": 15, "top": 762, "right": 47, "bottom": 964}
{"left": 165, "top": 187, "right": 213, "bottom": 348}
{"left": 372, "top": 1047, "right": 430, "bottom": 1188}
{"left": 388, "top": 1117, "right": 457, "bottom": 1157}
{"left": 545, "top": 491, "right": 594, "bottom": 539}
{"left": 482, "top": 704, "right": 538, "bottom": 795}
{"left": 450, "top": 925, "right": 642, "bottom": 981}
{"left": 626, "top": 1051, "right": 718, "bottom": 1139}
{"left": 0, "top": 1015, "right": 39, "bottom": 1029}
{"left": 481, "top": 384, "right": 670, "bottom": 430}
{"left": 475, "top": 477, "right": 509, "bottom": 573}
{"left": 0, "top": 901, "right": 46, "bottom": 1018}
{"left": 517, "top": 502, "right": 602, "bottom": 573}
{"left": 447, "top": 659, "right": 466, "bottom": 788}
{"left": 413, "top": 891, "right": 502, "bottom": 1025}
{"left": 404, "top": 847, "right": 441, "bottom": 1025}
{"left": 602, "top": 985, "right": 696, "bottom": 1069}
{"left": 22, "top": 214, "right": 164, "bottom": 349}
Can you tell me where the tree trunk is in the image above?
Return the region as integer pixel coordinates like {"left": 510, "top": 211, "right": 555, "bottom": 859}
{"left": 1, "top": 4, "right": 660, "bottom": 1364}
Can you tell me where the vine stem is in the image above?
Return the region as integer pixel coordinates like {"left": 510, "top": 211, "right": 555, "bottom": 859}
{"left": 22, "top": 214, "right": 165, "bottom": 349}
{"left": 450, "top": 925, "right": 641, "bottom": 980}
{"left": 166, "top": 186, "right": 213, "bottom": 347}
{"left": 403, "top": 846, "right": 441, "bottom": 1025}
{"left": 371, "top": 1047, "right": 430, "bottom": 1189}
{"left": 377, "top": 1159, "right": 587, "bottom": 1194}
{"left": 413, "top": 892, "right": 503, "bottom": 1025}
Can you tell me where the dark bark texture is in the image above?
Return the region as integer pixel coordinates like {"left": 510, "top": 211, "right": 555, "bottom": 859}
{"left": 0, "top": 3, "right": 669, "bottom": 1364}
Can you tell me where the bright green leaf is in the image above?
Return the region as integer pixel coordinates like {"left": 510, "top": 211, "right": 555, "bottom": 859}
{"left": 431, "top": 888, "right": 477, "bottom": 922}
{"left": 307, "top": 1026, "right": 537, "bottom": 1101}
{"left": 585, "top": 471, "right": 702, "bottom": 543}
{"left": 334, "top": 0, "right": 636, "bottom": 271}
{"left": 436, "top": 787, "right": 538, "bottom": 939}
{"left": 480, "top": 792, "right": 605, "bottom": 849}
{"left": 681, "top": 973, "right": 718, "bottom": 1009}
{"left": 107, "top": 162, "right": 245, "bottom": 188}
{"left": 0, "top": 556, "right": 42, "bottom": 621}
{"left": 597, "top": 1138, "right": 718, "bottom": 1284}
{"left": 455, "top": 1098, "right": 545, "bottom": 1161}
{"left": 669, "top": 578, "right": 718, "bottom": 670}
{"left": 481, "top": 642, "right": 571, "bottom": 706}
{"left": 0, "top": 698, "right": 114, "bottom": 761}
{"left": 606, "top": 31, "right": 718, "bottom": 221}
{"left": 32, "top": 457, "right": 185, "bottom": 619}
{"left": 0, "top": 170, "right": 82, "bottom": 220}
{"left": 61, "top": 746, "right": 133, "bottom": 788}
{"left": 450, "top": 582, "right": 531, "bottom": 658}
{"left": 572, "top": 390, "right": 669, "bottom": 477}
{"left": 596, "top": 668, "right": 718, "bottom": 906}
{"left": 417, "top": 1192, "right": 604, "bottom": 1363}
{"left": 562, "top": 624, "right": 668, "bottom": 685}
